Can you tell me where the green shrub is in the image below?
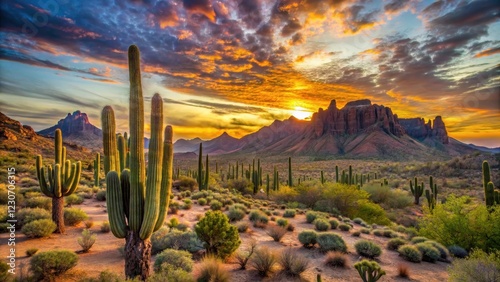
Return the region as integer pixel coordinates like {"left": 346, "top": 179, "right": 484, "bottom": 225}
{"left": 354, "top": 259, "right": 386, "bottom": 282}
{"left": 325, "top": 219, "right": 337, "bottom": 229}
{"left": 317, "top": 233, "right": 347, "bottom": 253}
{"left": 95, "top": 190, "right": 106, "bottom": 201}
{"left": 65, "top": 194, "right": 84, "bottom": 205}
{"left": 0, "top": 260, "right": 9, "bottom": 282}
{"left": 235, "top": 222, "right": 250, "bottom": 233}
{"left": 373, "top": 229, "right": 384, "bottom": 237}
{"left": 195, "top": 211, "right": 241, "bottom": 260}
{"left": 298, "top": 230, "right": 317, "bottom": 248}
{"left": 382, "top": 230, "right": 397, "bottom": 238}
{"left": 149, "top": 265, "right": 194, "bottom": 282}
{"left": 78, "top": 229, "right": 96, "bottom": 253}
{"left": 24, "top": 197, "right": 51, "bottom": 210}
{"left": 353, "top": 218, "right": 365, "bottom": 225}
{"left": 30, "top": 250, "right": 78, "bottom": 280}
{"left": 325, "top": 251, "right": 348, "bottom": 268}
{"left": 313, "top": 218, "right": 331, "bottom": 231}
{"left": 448, "top": 245, "right": 468, "bottom": 258}
{"left": 306, "top": 211, "right": 319, "bottom": 223}
{"left": 178, "top": 176, "right": 197, "bottom": 191}
{"left": 248, "top": 210, "right": 268, "bottom": 225}
{"left": 279, "top": 248, "right": 310, "bottom": 276}
{"left": 415, "top": 243, "right": 440, "bottom": 263}
{"left": 410, "top": 236, "right": 428, "bottom": 244}
{"left": 352, "top": 200, "right": 391, "bottom": 225}
{"left": 360, "top": 228, "right": 370, "bottom": 234}
{"left": 227, "top": 207, "right": 245, "bottom": 222}
{"left": 154, "top": 249, "right": 193, "bottom": 272}
{"left": 151, "top": 228, "right": 203, "bottom": 254}
{"left": 21, "top": 219, "right": 56, "bottom": 238}
{"left": 338, "top": 223, "right": 351, "bottom": 231}
{"left": 427, "top": 241, "right": 449, "bottom": 261}
{"left": 192, "top": 191, "right": 209, "bottom": 200}
{"left": 418, "top": 195, "right": 500, "bottom": 251}
{"left": 387, "top": 238, "right": 407, "bottom": 251}
{"left": 398, "top": 245, "right": 422, "bottom": 263}
{"left": 448, "top": 249, "right": 500, "bottom": 282}
{"left": 276, "top": 218, "right": 288, "bottom": 228}
{"left": 17, "top": 208, "right": 51, "bottom": 228}
{"left": 283, "top": 209, "right": 296, "bottom": 218}
{"left": 64, "top": 208, "right": 88, "bottom": 226}
{"left": 354, "top": 240, "right": 382, "bottom": 258}
{"left": 197, "top": 198, "right": 207, "bottom": 205}
{"left": 250, "top": 247, "right": 277, "bottom": 277}
{"left": 210, "top": 200, "right": 223, "bottom": 211}
{"left": 266, "top": 225, "right": 287, "bottom": 242}
{"left": 100, "top": 221, "right": 111, "bottom": 233}
{"left": 26, "top": 248, "right": 39, "bottom": 257}
{"left": 182, "top": 199, "right": 192, "bottom": 210}
{"left": 196, "top": 256, "right": 230, "bottom": 282}
{"left": 352, "top": 231, "right": 361, "bottom": 237}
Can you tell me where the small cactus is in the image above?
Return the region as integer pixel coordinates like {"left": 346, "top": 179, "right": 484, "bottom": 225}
{"left": 354, "top": 259, "right": 386, "bottom": 282}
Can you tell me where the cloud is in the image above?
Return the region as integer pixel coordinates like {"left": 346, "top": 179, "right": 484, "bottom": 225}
{"left": 474, "top": 47, "right": 500, "bottom": 58}
{"left": 183, "top": 0, "right": 216, "bottom": 22}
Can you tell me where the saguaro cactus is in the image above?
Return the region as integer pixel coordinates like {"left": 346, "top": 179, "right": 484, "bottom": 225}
{"left": 94, "top": 153, "right": 100, "bottom": 187}
{"left": 288, "top": 157, "right": 293, "bottom": 187}
{"left": 104, "top": 45, "right": 173, "bottom": 280}
{"left": 35, "top": 129, "right": 82, "bottom": 234}
{"left": 410, "top": 177, "right": 424, "bottom": 205}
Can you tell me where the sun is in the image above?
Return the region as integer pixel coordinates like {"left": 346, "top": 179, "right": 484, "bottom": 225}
{"left": 291, "top": 107, "right": 312, "bottom": 120}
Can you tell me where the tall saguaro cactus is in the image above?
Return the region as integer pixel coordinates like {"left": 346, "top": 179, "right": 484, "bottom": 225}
{"left": 104, "top": 45, "right": 173, "bottom": 280}
{"left": 35, "top": 129, "right": 82, "bottom": 234}
{"left": 288, "top": 157, "right": 293, "bottom": 187}
{"left": 94, "top": 153, "right": 100, "bottom": 187}
{"left": 410, "top": 177, "right": 424, "bottom": 205}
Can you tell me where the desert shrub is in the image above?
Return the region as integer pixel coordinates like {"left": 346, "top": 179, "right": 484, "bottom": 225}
{"left": 78, "top": 229, "right": 96, "bottom": 253}
{"left": 295, "top": 181, "right": 323, "bottom": 208}
{"left": 151, "top": 228, "right": 203, "bottom": 254}
{"left": 415, "top": 242, "right": 440, "bottom": 263}
{"left": 191, "top": 191, "right": 209, "bottom": 200}
{"left": 149, "top": 265, "right": 194, "bottom": 282}
{"left": 270, "top": 185, "right": 299, "bottom": 204}
{"left": 101, "top": 221, "right": 111, "bottom": 233}
{"left": 448, "top": 245, "right": 468, "bottom": 258}
{"left": 373, "top": 229, "right": 384, "bottom": 237}
{"left": 21, "top": 219, "right": 56, "bottom": 238}
{"left": 182, "top": 199, "right": 192, "bottom": 210}
{"left": 386, "top": 189, "right": 413, "bottom": 209}
{"left": 397, "top": 263, "right": 410, "bottom": 278}
{"left": 353, "top": 218, "right": 365, "bottom": 225}
{"left": 427, "top": 240, "right": 449, "bottom": 261}
{"left": 95, "top": 190, "right": 106, "bottom": 201}
{"left": 283, "top": 209, "right": 296, "bottom": 218}
{"left": 0, "top": 261, "right": 8, "bottom": 282}
{"left": 235, "top": 221, "right": 250, "bottom": 233}
{"left": 197, "top": 198, "right": 207, "bottom": 205}
{"left": 196, "top": 256, "right": 230, "bottom": 282}
{"left": 352, "top": 231, "right": 361, "bottom": 237}
{"left": 266, "top": 225, "right": 287, "bottom": 242}
{"left": 249, "top": 210, "right": 268, "bottom": 226}
{"left": 26, "top": 248, "right": 39, "bottom": 257}
{"left": 79, "top": 270, "right": 127, "bottom": 282}
{"left": 355, "top": 240, "right": 382, "bottom": 258}
{"left": 410, "top": 236, "right": 428, "bottom": 244}
{"left": 167, "top": 217, "right": 179, "bottom": 230}
{"left": 233, "top": 240, "right": 257, "bottom": 270}
{"left": 319, "top": 183, "right": 370, "bottom": 216}
{"left": 418, "top": 195, "right": 500, "bottom": 251}
{"left": 287, "top": 223, "right": 295, "bottom": 232}
{"left": 352, "top": 200, "right": 391, "bottom": 225}
{"left": 64, "top": 208, "right": 88, "bottom": 226}
{"left": 382, "top": 230, "right": 398, "bottom": 238}
{"left": 24, "top": 197, "right": 51, "bottom": 210}
{"left": 30, "top": 250, "right": 78, "bottom": 281}
{"left": 298, "top": 230, "right": 317, "bottom": 248}
{"left": 17, "top": 208, "right": 51, "bottom": 228}
{"left": 354, "top": 260, "right": 386, "bottom": 282}
{"left": 447, "top": 249, "right": 500, "bottom": 282}
{"left": 306, "top": 211, "right": 320, "bottom": 223}
{"left": 276, "top": 218, "right": 288, "bottom": 227}
{"left": 360, "top": 228, "right": 370, "bottom": 234}
{"left": 228, "top": 178, "right": 253, "bottom": 195}
{"left": 154, "top": 249, "right": 193, "bottom": 272}
{"left": 84, "top": 219, "right": 94, "bottom": 229}
{"left": 387, "top": 238, "right": 407, "bottom": 251}
{"left": 314, "top": 218, "right": 331, "bottom": 231}
{"left": 65, "top": 194, "right": 84, "bottom": 205}
{"left": 195, "top": 211, "right": 241, "bottom": 259}
{"left": 317, "top": 233, "right": 347, "bottom": 253}
{"left": 398, "top": 245, "right": 422, "bottom": 263}
{"left": 329, "top": 219, "right": 339, "bottom": 229}
{"left": 279, "top": 248, "right": 310, "bottom": 276}
{"left": 338, "top": 223, "right": 351, "bottom": 231}
{"left": 177, "top": 176, "right": 197, "bottom": 191}
{"left": 227, "top": 207, "right": 245, "bottom": 222}
{"left": 210, "top": 200, "right": 223, "bottom": 211}
{"left": 250, "top": 247, "right": 277, "bottom": 277}
{"left": 325, "top": 251, "right": 349, "bottom": 268}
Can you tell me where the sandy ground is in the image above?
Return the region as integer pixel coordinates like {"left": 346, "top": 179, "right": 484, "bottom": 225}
{"left": 0, "top": 194, "right": 450, "bottom": 281}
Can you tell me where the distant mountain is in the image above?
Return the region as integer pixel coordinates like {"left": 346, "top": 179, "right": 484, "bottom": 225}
{"left": 466, "top": 143, "right": 500, "bottom": 154}
{"left": 176, "top": 99, "right": 479, "bottom": 160}
{"left": 173, "top": 137, "right": 204, "bottom": 153}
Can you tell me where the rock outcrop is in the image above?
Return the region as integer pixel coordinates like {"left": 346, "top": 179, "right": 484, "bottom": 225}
{"left": 399, "top": 116, "right": 449, "bottom": 144}
{"left": 0, "top": 112, "right": 37, "bottom": 140}
{"left": 311, "top": 99, "right": 405, "bottom": 138}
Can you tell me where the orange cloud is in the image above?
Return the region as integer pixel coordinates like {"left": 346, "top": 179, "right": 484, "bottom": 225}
{"left": 474, "top": 47, "right": 500, "bottom": 58}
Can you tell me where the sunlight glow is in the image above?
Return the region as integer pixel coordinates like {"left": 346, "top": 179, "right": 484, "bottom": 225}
{"left": 291, "top": 107, "right": 312, "bottom": 120}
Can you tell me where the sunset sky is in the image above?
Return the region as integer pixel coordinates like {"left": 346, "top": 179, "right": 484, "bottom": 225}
{"left": 0, "top": 0, "right": 499, "bottom": 147}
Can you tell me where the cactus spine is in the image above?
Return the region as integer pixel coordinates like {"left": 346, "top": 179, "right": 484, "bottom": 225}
{"left": 103, "top": 45, "right": 173, "bottom": 280}
{"left": 35, "top": 129, "right": 82, "bottom": 234}
{"left": 94, "top": 153, "right": 100, "bottom": 187}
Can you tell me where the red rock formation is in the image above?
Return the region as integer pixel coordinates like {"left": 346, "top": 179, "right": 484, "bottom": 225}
{"left": 38, "top": 110, "right": 101, "bottom": 137}
{"left": 0, "top": 112, "right": 37, "bottom": 140}
{"left": 399, "top": 116, "right": 449, "bottom": 144}
{"left": 311, "top": 99, "right": 405, "bottom": 138}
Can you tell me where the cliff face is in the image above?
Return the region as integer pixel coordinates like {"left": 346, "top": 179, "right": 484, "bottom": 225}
{"left": 38, "top": 111, "right": 101, "bottom": 137}
{"left": 399, "top": 116, "right": 449, "bottom": 144}
{"left": 311, "top": 99, "right": 405, "bottom": 138}
{"left": 0, "top": 112, "right": 37, "bottom": 141}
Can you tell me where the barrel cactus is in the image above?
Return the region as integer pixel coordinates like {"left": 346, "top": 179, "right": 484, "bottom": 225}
{"left": 103, "top": 45, "right": 173, "bottom": 280}
{"left": 35, "top": 129, "right": 82, "bottom": 234}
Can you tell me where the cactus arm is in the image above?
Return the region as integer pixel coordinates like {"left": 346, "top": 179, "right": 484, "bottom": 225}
{"left": 61, "top": 146, "right": 66, "bottom": 175}
{"left": 55, "top": 129, "right": 63, "bottom": 165}
{"left": 139, "top": 93, "right": 164, "bottom": 239}
{"left": 64, "top": 161, "right": 81, "bottom": 196}
{"left": 154, "top": 125, "right": 173, "bottom": 232}
{"left": 106, "top": 171, "right": 127, "bottom": 238}
{"left": 129, "top": 45, "right": 146, "bottom": 232}
{"left": 53, "top": 164, "right": 62, "bottom": 198}
{"left": 102, "top": 106, "right": 118, "bottom": 175}
{"left": 39, "top": 166, "right": 53, "bottom": 197}
{"left": 117, "top": 134, "right": 126, "bottom": 173}
{"left": 120, "top": 169, "right": 131, "bottom": 221}
{"left": 62, "top": 163, "right": 76, "bottom": 195}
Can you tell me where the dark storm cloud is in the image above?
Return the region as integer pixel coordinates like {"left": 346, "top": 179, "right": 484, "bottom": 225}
{"left": 430, "top": 0, "right": 500, "bottom": 28}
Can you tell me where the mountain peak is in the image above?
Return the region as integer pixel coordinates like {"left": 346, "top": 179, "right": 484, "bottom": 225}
{"left": 343, "top": 99, "right": 372, "bottom": 109}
